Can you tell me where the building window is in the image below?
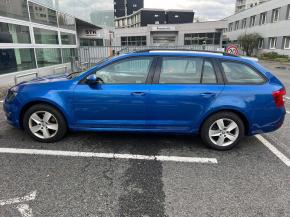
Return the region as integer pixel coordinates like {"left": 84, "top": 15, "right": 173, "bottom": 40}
{"left": 284, "top": 37, "right": 290, "bottom": 49}
{"left": 79, "top": 38, "right": 103, "bottom": 46}
{"left": 241, "top": 18, "right": 247, "bottom": 29}
{"left": 269, "top": 37, "right": 277, "bottom": 49}
{"left": 234, "top": 21, "right": 239, "bottom": 30}
{"left": 121, "top": 36, "right": 146, "bottom": 46}
{"left": 58, "top": 13, "right": 76, "bottom": 30}
{"left": 272, "top": 8, "right": 280, "bottom": 23}
{"left": 36, "top": 48, "right": 62, "bottom": 68}
{"left": 259, "top": 12, "right": 267, "bottom": 25}
{"left": 250, "top": 15, "right": 256, "bottom": 27}
{"left": 62, "top": 48, "right": 77, "bottom": 63}
{"left": 29, "top": 2, "right": 58, "bottom": 27}
{"left": 228, "top": 23, "right": 233, "bottom": 31}
{"left": 258, "top": 38, "right": 264, "bottom": 49}
{"left": 0, "top": 48, "right": 36, "bottom": 75}
{"left": 174, "top": 15, "right": 180, "bottom": 18}
{"left": 34, "top": 28, "right": 59, "bottom": 45}
{"left": 0, "top": 22, "right": 31, "bottom": 44}
{"left": 0, "top": 0, "right": 29, "bottom": 21}
{"left": 184, "top": 32, "right": 221, "bottom": 45}
{"left": 154, "top": 14, "right": 159, "bottom": 17}
{"left": 60, "top": 32, "right": 76, "bottom": 45}
{"left": 287, "top": 5, "right": 290, "bottom": 19}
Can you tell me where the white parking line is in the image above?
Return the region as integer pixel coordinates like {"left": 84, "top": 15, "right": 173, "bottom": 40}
{"left": 0, "top": 148, "right": 218, "bottom": 164}
{"left": 256, "top": 135, "right": 290, "bottom": 167}
{"left": 0, "top": 191, "right": 37, "bottom": 206}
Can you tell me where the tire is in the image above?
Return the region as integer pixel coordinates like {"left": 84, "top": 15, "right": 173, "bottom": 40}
{"left": 201, "top": 112, "right": 245, "bottom": 151}
{"left": 23, "top": 104, "right": 67, "bottom": 143}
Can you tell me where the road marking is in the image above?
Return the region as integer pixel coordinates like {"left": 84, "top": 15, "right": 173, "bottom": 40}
{"left": 256, "top": 135, "right": 290, "bottom": 167}
{"left": 286, "top": 111, "right": 290, "bottom": 114}
{"left": 0, "top": 191, "right": 37, "bottom": 206}
{"left": 0, "top": 148, "right": 218, "bottom": 164}
{"left": 17, "top": 204, "right": 33, "bottom": 217}
{"left": 0, "top": 100, "right": 3, "bottom": 103}
{"left": 284, "top": 96, "right": 290, "bottom": 100}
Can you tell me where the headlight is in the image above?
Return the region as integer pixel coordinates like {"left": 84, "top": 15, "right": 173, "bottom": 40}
{"left": 6, "top": 87, "right": 19, "bottom": 102}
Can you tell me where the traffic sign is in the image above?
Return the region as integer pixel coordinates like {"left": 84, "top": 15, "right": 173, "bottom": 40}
{"left": 226, "top": 45, "right": 239, "bottom": 55}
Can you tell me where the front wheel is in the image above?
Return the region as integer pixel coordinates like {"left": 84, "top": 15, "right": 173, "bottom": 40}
{"left": 23, "top": 104, "right": 67, "bottom": 143}
{"left": 201, "top": 112, "right": 245, "bottom": 150}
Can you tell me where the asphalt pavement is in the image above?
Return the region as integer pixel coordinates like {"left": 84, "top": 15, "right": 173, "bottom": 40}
{"left": 0, "top": 61, "right": 289, "bottom": 217}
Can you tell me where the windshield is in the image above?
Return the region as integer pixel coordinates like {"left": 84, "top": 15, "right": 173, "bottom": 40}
{"left": 67, "top": 57, "right": 115, "bottom": 79}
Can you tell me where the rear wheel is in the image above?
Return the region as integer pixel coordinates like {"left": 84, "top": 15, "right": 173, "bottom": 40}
{"left": 23, "top": 104, "right": 67, "bottom": 143}
{"left": 201, "top": 112, "right": 245, "bottom": 150}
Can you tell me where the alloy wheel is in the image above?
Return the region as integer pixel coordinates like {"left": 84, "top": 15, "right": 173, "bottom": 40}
{"left": 28, "top": 111, "right": 59, "bottom": 139}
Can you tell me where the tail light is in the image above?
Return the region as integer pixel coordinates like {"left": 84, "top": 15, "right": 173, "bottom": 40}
{"left": 272, "top": 88, "right": 286, "bottom": 108}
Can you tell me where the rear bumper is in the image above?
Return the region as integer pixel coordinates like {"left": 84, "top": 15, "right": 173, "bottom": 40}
{"left": 249, "top": 110, "right": 285, "bottom": 135}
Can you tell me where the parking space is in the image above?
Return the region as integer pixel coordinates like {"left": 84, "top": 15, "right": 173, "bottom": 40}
{"left": 1, "top": 61, "right": 290, "bottom": 216}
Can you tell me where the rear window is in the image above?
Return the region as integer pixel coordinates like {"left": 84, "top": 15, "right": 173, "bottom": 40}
{"left": 221, "top": 61, "right": 265, "bottom": 84}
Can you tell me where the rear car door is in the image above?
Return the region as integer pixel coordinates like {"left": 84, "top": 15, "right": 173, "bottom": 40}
{"left": 72, "top": 56, "right": 156, "bottom": 129}
{"left": 147, "top": 56, "right": 224, "bottom": 133}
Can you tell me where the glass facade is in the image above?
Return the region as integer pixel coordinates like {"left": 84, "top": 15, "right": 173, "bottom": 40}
{"left": 80, "top": 38, "right": 103, "bottom": 46}
{"left": 0, "top": 48, "right": 36, "bottom": 74}
{"left": 0, "top": 0, "right": 29, "bottom": 21}
{"left": 0, "top": 22, "right": 31, "bottom": 44}
{"left": 62, "top": 48, "right": 77, "bottom": 63}
{"left": 34, "top": 27, "right": 59, "bottom": 44}
{"left": 121, "top": 36, "right": 146, "bottom": 46}
{"left": 29, "top": 1, "right": 58, "bottom": 27}
{"left": 184, "top": 33, "right": 222, "bottom": 45}
{"left": 58, "top": 13, "right": 76, "bottom": 30}
{"left": 61, "top": 32, "right": 76, "bottom": 45}
{"left": 36, "top": 48, "right": 62, "bottom": 67}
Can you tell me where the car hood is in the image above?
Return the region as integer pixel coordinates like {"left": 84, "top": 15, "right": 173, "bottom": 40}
{"left": 18, "top": 74, "right": 68, "bottom": 85}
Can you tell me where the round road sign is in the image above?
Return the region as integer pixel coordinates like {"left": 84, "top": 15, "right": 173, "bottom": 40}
{"left": 226, "top": 45, "right": 239, "bottom": 55}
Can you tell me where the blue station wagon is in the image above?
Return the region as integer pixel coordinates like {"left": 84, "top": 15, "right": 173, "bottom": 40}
{"left": 3, "top": 50, "right": 286, "bottom": 150}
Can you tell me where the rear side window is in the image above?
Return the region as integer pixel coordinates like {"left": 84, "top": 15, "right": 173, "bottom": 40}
{"left": 159, "top": 57, "right": 217, "bottom": 84}
{"left": 221, "top": 61, "right": 265, "bottom": 84}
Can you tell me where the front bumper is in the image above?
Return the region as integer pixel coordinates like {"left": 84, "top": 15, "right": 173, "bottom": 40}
{"left": 3, "top": 99, "right": 21, "bottom": 128}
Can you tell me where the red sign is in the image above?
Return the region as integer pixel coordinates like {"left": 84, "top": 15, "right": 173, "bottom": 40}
{"left": 226, "top": 45, "right": 239, "bottom": 55}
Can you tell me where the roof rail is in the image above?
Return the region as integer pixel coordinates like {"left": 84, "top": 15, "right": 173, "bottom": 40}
{"left": 132, "top": 49, "right": 239, "bottom": 57}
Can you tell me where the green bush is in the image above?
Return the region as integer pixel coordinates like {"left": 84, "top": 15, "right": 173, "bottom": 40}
{"left": 260, "top": 52, "right": 289, "bottom": 60}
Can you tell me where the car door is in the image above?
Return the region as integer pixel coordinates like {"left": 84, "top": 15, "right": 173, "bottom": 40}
{"left": 72, "top": 56, "right": 156, "bottom": 129}
{"left": 147, "top": 56, "right": 224, "bottom": 133}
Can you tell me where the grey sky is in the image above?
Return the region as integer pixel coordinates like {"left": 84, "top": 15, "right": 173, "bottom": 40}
{"left": 40, "top": 0, "right": 236, "bottom": 22}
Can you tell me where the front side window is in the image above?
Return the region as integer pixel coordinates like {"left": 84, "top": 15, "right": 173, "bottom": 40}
{"left": 221, "top": 61, "right": 265, "bottom": 84}
{"left": 95, "top": 57, "right": 153, "bottom": 84}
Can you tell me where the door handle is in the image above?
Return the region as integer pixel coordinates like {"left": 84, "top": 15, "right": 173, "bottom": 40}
{"left": 131, "top": 92, "right": 146, "bottom": 96}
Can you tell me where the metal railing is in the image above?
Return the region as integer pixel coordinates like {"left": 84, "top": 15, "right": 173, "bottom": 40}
{"left": 14, "top": 72, "right": 38, "bottom": 85}
{"left": 77, "top": 45, "right": 221, "bottom": 67}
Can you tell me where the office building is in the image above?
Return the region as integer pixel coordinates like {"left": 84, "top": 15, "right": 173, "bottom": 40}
{"left": 115, "top": 9, "right": 194, "bottom": 28}
{"left": 235, "top": 0, "right": 270, "bottom": 13}
{"left": 114, "top": 0, "right": 144, "bottom": 18}
{"left": 226, "top": 0, "right": 290, "bottom": 56}
{"left": 0, "top": 0, "right": 105, "bottom": 85}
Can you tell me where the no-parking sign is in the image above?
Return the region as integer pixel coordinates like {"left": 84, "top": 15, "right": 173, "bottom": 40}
{"left": 226, "top": 44, "right": 239, "bottom": 56}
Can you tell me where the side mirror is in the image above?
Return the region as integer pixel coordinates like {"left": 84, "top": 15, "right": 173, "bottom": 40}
{"left": 86, "top": 74, "right": 97, "bottom": 84}
{"left": 86, "top": 74, "right": 104, "bottom": 85}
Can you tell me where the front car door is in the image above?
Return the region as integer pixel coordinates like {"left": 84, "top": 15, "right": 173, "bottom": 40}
{"left": 72, "top": 56, "right": 156, "bottom": 130}
{"left": 147, "top": 56, "right": 224, "bottom": 133}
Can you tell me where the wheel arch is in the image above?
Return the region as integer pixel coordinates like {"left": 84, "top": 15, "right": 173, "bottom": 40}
{"left": 199, "top": 109, "right": 250, "bottom": 135}
{"left": 19, "top": 100, "right": 69, "bottom": 129}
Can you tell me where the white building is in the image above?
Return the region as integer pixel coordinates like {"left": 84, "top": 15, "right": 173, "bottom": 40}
{"left": 226, "top": 0, "right": 290, "bottom": 56}
{"left": 235, "top": 0, "right": 270, "bottom": 13}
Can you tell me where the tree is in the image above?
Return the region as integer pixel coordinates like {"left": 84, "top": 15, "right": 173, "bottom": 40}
{"left": 238, "top": 33, "right": 261, "bottom": 56}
